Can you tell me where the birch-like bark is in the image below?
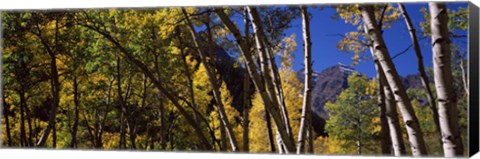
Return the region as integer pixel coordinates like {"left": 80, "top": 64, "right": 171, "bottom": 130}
{"left": 429, "top": 3, "right": 464, "bottom": 157}
{"left": 247, "top": 6, "right": 289, "bottom": 154}
{"left": 398, "top": 4, "right": 443, "bottom": 147}
{"left": 181, "top": 8, "right": 239, "bottom": 152}
{"left": 360, "top": 5, "right": 427, "bottom": 156}
{"left": 219, "top": 112, "right": 227, "bottom": 151}
{"left": 377, "top": 74, "right": 392, "bottom": 155}
{"left": 249, "top": 9, "right": 294, "bottom": 145}
{"left": 382, "top": 71, "right": 408, "bottom": 156}
{"left": 265, "top": 108, "right": 277, "bottom": 153}
{"left": 246, "top": 6, "right": 295, "bottom": 153}
{"left": 459, "top": 53, "right": 468, "bottom": 95}
{"left": 214, "top": 8, "right": 296, "bottom": 153}
{"left": 178, "top": 29, "right": 199, "bottom": 123}
{"left": 371, "top": 49, "right": 406, "bottom": 156}
{"left": 364, "top": 15, "right": 407, "bottom": 157}
{"left": 297, "top": 5, "right": 313, "bottom": 154}
{"left": 246, "top": 6, "right": 280, "bottom": 123}
{"left": 247, "top": 7, "right": 287, "bottom": 153}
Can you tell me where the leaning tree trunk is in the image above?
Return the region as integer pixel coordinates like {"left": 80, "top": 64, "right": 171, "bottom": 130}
{"left": 428, "top": 3, "right": 464, "bottom": 157}
{"left": 377, "top": 74, "right": 392, "bottom": 155}
{"left": 248, "top": 8, "right": 294, "bottom": 148}
{"left": 360, "top": 5, "right": 427, "bottom": 156}
{"left": 36, "top": 22, "right": 61, "bottom": 147}
{"left": 265, "top": 108, "right": 277, "bottom": 153}
{"left": 81, "top": 23, "right": 212, "bottom": 150}
{"left": 248, "top": 7, "right": 288, "bottom": 153}
{"left": 375, "top": 60, "right": 408, "bottom": 156}
{"left": 398, "top": 3, "right": 443, "bottom": 147}
{"left": 382, "top": 69, "right": 408, "bottom": 156}
{"left": 243, "top": 74, "right": 250, "bottom": 152}
{"left": 181, "top": 8, "right": 239, "bottom": 152}
{"left": 219, "top": 111, "right": 227, "bottom": 151}
{"left": 246, "top": 6, "right": 296, "bottom": 153}
{"left": 242, "top": 8, "right": 251, "bottom": 152}
{"left": 297, "top": 5, "right": 313, "bottom": 154}
{"left": 364, "top": 16, "right": 407, "bottom": 157}
{"left": 36, "top": 46, "right": 60, "bottom": 147}
{"left": 214, "top": 8, "right": 296, "bottom": 153}
{"left": 458, "top": 53, "right": 468, "bottom": 95}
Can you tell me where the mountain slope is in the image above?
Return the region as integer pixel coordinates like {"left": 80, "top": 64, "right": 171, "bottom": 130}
{"left": 296, "top": 64, "right": 426, "bottom": 136}
{"left": 297, "top": 64, "right": 356, "bottom": 120}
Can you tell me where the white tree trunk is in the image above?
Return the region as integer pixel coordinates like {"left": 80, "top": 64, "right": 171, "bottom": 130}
{"left": 366, "top": 37, "right": 407, "bottom": 156}
{"left": 377, "top": 74, "right": 392, "bottom": 155}
{"left": 247, "top": 8, "right": 295, "bottom": 153}
{"left": 361, "top": 5, "right": 427, "bottom": 156}
{"left": 297, "top": 5, "right": 313, "bottom": 154}
{"left": 398, "top": 3, "right": 443, "bottom": 148}
{"left": 214, "top": 8, "right": 296, "bottom": 153}
{"left": 428, "top": 3, "right": 464, "bottom": 157}
{"left": 181, "top": 8, "right": 239, "bottom": 152}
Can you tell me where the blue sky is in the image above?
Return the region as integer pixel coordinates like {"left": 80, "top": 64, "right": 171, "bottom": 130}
{"left": 279, "top": 2, "right": 469, "bottom": 77}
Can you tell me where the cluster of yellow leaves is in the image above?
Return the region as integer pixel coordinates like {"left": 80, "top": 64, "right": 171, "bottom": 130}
{"left": 209, "top": 82, "right": 243, "bottom": 151}
{"left": 248, "top": 92, "right": 271, "bottom": 153}
{"left": 335, "top": 4, "right": 401, "bottom": 66}
{"left": 2, "top": 116, "right": 49, "bottom": 146}
{"left": 366, "top": 78, "right": 377, "bottom": 96}
{"left": 247, "top": 55, "right": 304, "bottom": 153}
{"left": 279, "top": 64, "right": 304, "bottom": 137}
{"left": 314, "top": 136, "right": 344, "bottom": 154}
{"left": 336, "top": 31, "right": 367, "bottom": 66}
{"left": 103, "top": 132, "right": 121, "bottom": 150}
{"left": 375, "top": 5, "right": 401, "bottom": 29}
{"left": 276, "top": 33, "right": 297, "bottom": 68}
{"left": 336, "top": 4, "right": 400, "bottom": 29}
{"left": 336, "top": 4, "right": 362, "bottom": 26}
{"left": 193, "top": 63, "right": 213, "bottom": 114}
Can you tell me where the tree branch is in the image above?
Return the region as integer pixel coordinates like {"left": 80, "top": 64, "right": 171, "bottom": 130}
{"left": 391, "top": 36, "right": 428, "bottom": 60}
{"left": 326, "top": 33, "right": 370, "bottom": 47}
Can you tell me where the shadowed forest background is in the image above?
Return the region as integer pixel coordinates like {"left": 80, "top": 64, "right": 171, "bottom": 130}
{"left": 0, "top": 2, "right": 470, "bottom": 157}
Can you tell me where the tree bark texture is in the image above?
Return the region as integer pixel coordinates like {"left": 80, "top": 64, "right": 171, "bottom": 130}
{"left": 297, "top": 5, "right": 314, "bottom": 154}
{"left": 429, "top": 3, "right": 464, "bottom": 157}
{"left": 398, "top": 4, "right": 443, "bottom": 148}
{"left": 361, "top": 5, "right": 427, "bottom": 156}
{"left": 214, "top": 8, "right": 295, "bottom": 153}
{"left": 181, "top": 8, "right": 239, "bottom": 152}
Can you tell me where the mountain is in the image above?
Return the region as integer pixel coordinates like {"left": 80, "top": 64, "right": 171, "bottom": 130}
{"left": 401, "top": 74, "right": 429, "bottom": 89}
{"left": 296, "top": 64, "right": 426, "bottom": 136}
{"left": 211, "top": 46, "right": 426, "bottom": 137}
{"left": 208, "top": 46, "right": 253, "bottom": 112}
{"left": 297, "top": 63, "right": 357, "bottom": 120}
